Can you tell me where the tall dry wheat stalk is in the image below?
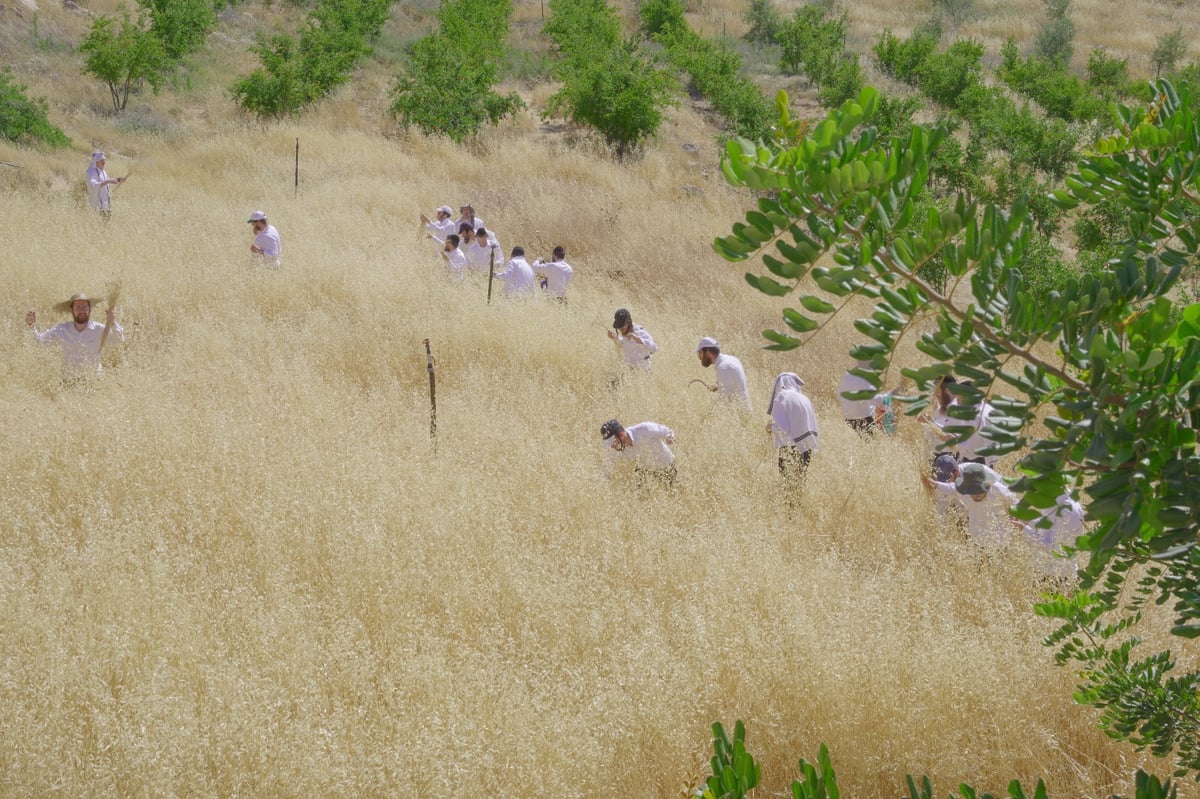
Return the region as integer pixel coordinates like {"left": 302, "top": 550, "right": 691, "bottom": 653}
{"left": 1, "top": 1, "right": 1199, "bottom": 796}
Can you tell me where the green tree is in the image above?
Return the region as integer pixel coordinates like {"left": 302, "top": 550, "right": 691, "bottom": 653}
{"left": 1151, "top": 28, "right": 1186, "bottom": 79}
{"left": 545, "top": 36, "right": 675, "bottom": 157}
{"left": 638, "top": 0, "right": 685, "bottom": 36}
{"left": 714, "top": 82, "right": 1200, "bottom": 777}
{"left": 80, "top": 6, "right": 169, "bottom": 113}
{"left": 742, "top": 0, "right": 781, "bottom": 46}
{"left": 1033, "top": 0, "right": 1074, "bottom": 68}
{"left": 0, "top": 70, "right": 70, "bottom": 148}
{"left": 137, "top": 0, "right": 215, "bottom": 62}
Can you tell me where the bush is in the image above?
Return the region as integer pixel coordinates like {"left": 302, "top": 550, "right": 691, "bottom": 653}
{"left": 777, "top": 5, "right": 846, "bottom": 85}
{"left": 137, "top": 0, "right": 215, "bottom": 62}
{"left": 638, "top": 0, "right": 685, "bottom": 37}
{"left": 916, "top": 38, "right": 983, "bottom": 106}
{"left": 546, "top": 39, "right": 675, "bottom": 157}
{"left": 1086, "top": 48, "right": 1130, "bottom": 98}
{"left": 873, "top": 28, "right": 938, "bottom": 85}
{"left": 545, "top": 0, "right": 675, "bottom": 155}
{"left": 742, "top": 0, "right": 781, "bottom": 46}
{"left": 390, "top": 0, "right": 524, "bottom": 140}
{"left": 234, "top": 0, "right": 391, "bottom": 117}
{"left": 999, "top": 39, "right": 1106, "bottom": 122}
{"left": 80, "top": 7, "right": 169, "bottom": 113}
{"left": 0, "top": 70, "right": 70, "bottom": 148}
{"left": 1152, "top": 28, "right": 1186, "bottom": 78}
{"left": 1033, "top": 0, "right": 1074, "bottom": 68}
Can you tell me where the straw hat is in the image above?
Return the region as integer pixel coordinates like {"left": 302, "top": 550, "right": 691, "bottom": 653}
{"left": 53, "top": 293, "right": 102, "bottom": 313}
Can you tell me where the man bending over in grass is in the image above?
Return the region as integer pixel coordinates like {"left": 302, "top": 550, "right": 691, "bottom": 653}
{"left": 600, "top": 418, "right": 676, "bottom": 490}
{"left": 26, "top": 293, "right": 124, "bottom": 382}
{"left": 247, "top": 210, "right": 282, "bottom": 268}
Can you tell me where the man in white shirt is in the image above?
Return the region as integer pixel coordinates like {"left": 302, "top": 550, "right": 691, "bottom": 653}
{"left": 839, "top": 360, "right": 882, "bottom": 434}
{"left": 957, "top": 398, "right": 1000, "bottom": 467}
{"left": 455, "top": 205, "right": 483, "bottom": 233}
{"left": 86, "top": 150, "right": 125, "bottom": 215}
{"left": 247, "top": 210, "right": 282, "bottom": 268}
{"left": 924, "top": 462, "right": 1018, "bottom": 548}
{"left": 493, "top": 246, "right": 536, "bottom": 297}
{"left": 26, "top": 293, "right": 124, "bottom": 381}
{"left": 1021, "top": 492, "right": 1085, "bottom": 579}
{"left": 600, "top": 418, "right": 676, "bottom": 488}
{"left": 607, "top": 308, "right": 657, "bottom": 370}
{"left": 696, "top": 337, "right": 750, "bottom": 409}
{"left": 532, "top": 245, "right": 573, "bottom": 302}
{"left": 766, "top": 372, "right": 819, "bottom": 479}
{"left": 421, "top": 205, "right": 458, "bottom": 239}
{"left": 438, "top": 234, "right": 467, "bottom": 281}
{"left": 466, "top": 227, "right": 501, "bottom": 276}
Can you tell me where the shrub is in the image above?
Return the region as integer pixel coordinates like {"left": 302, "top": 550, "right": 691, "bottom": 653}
{"left": 742, "top": 0, "right": 781, "bottom": 46}
{"left": 916, "top": 38, "right": 983, "bottom": 107}
{"left": 1033, "top": 0, "right": 1074, "bottom": 68}
{"left": 999, "top": 39, "right": 1106, "bottom": 122}
{"left": 390, "top": 0, "right": 524, "bottom": 140}
{"left": 545, "top": 39, "right": 675, "bottom": 157}
{"left": 1151, "top": 28, "right": 1186, "bottom": 78}
{"left": 137, "top": 0, "right": 215, "bottom": 62}
{"left": 1086, "top": 48, "right": 1130, "bottom": 98}
{"left": 234, "top": 0, "right": 391, "bottom": 117}
{"left": 544, "top": 0, "right": 677, "bottom": 154}
{"left": 777, "top": 5, "right": 846, "bottom": 85}
{"left": 817, "top": 53, "right": 863, "bottom": 109}
{"left": 80, "top": 7, "right": 169, "bottom": 113}
{"left": 0, "top": 70, "right": 70, "bottom": 148}
{"left": 638, "top": 0, "right": 685, "bottom": 37}
{"left": 873, "top": 28, "right": 937, "bottom": 85}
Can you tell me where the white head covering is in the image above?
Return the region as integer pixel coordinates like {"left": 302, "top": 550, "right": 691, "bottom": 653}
{"left": 90, "top": 150, "right": 106, "bottom": 167}
{"left": 767, "top": 372, "right": 805, "bottom": 414}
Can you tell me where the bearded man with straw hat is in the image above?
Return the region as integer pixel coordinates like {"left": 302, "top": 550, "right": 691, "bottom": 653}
{"left": 25, "top": 293, "right": 123, "bottom": 381}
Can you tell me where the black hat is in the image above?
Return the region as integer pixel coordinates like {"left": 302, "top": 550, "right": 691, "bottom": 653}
{"left": 600, "top": 419, "right": 624, "bottom": 440}
{"left": 612, "top": 309, "right": 631, "bottom": 329}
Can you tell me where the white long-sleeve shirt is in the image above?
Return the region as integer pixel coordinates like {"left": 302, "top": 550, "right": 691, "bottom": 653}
{"left": 423, "top": 216, "right": 458, "bottom": 238}
{"left": 838, "top": 370, "right": 877, "bottom": 419}
{"left": 441, "top": 247, "right": 467, "bottom": 281}
{"left": 957, "top": 402, "right": 998, "bottom": 465}
{"left": 930, "top": 467, "right": 1017, "bottom": 547}
{"left": 608, "top": 422, "right": 675, "bottom": 470}
{"left": 496, "top": 256, "right": 536, "bottom": 297}
{"left": 32, "top": 319, "right": 124, "bottom": 379}
{"left": 253, "top": 224, "right": 281, "bottom": 267}
{"left": 768, "top": 388, "right": 819, "bottom": 453}
{"left": 1022, "top": 493, "right": 1085, "bottom": 578}
{"left": 86, "top": 164, "right": 112, "bottom": 211}
{"left": 616, "top": 324, "right": 657, "bottom": 368}
{"left": 466, "top": 239, "right": 500, "bottom": 274}
{"left": 713, "top": 353, "right": 750, "bottom": 408}
{"left": 531, "top": 258, "right": 573, "bottom": 298}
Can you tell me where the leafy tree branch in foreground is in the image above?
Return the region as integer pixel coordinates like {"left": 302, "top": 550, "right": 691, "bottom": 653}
{"left": 714, "top": 83, "right": 1200, "bottom": 778}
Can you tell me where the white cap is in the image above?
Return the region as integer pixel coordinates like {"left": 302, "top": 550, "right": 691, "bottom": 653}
{"left": 247, "top": 210, "right": 267, "bottom": 223}
{"left": 436, "top": 205, "right": 453, "bottom": 215}
{"left": 696, "top": 336, "right": 719, "bottom": 351}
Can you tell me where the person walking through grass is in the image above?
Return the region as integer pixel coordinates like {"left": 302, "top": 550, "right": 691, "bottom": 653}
{"left": 86, "top": 150, "right": 125, "bottom": 217}
{"left": 607, "top": 308, "right": 657, "bottom": 370}
{"left": 493, "top": 246, "right": 536, "bottom": 298}
{"left": 600, "top": 418, "right": 676, "bottom": 489}
{"left": 421, "top": 205, "right": 457, "bottom": 239}
{"left": 466, "top": 227, "right": 500, "bottom": 276}
{"left": 531, "top": 245, "right": 573, "bottom": 302}
{"left": 766, "top": 372, "right": 819, "bottom": 480}
{"left": 923, "top": 462, "right": 1018, "bottom": 548}
{"left": 247, "top": 211, "right": 281, "bottom": 268}
{"left": 696, "top": 336, "right": 750, "bottom": 409}
{"left": 26, "top": 292, "right": 124, "bottom": 381}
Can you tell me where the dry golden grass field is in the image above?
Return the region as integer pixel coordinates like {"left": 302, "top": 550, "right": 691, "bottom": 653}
{"left": 1, "top": 0, "right": 1199, "bottom": 796}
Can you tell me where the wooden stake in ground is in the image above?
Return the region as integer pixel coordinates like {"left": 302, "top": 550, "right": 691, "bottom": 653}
{"left": 486, "top": 244, "right": 497, "bottom": 305}
{"left": 423, "top": 338, "right": 437, "bottom": 450}
{"left": 98, "top": 283, "right": 121, "bottom": 352}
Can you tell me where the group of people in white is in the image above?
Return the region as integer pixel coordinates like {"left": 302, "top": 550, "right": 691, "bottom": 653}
{"left": 420, "top": 204, "right": 573, "bottom": 299}
{"left": 52, "top": 173, "right": 1083, "bottom": 580}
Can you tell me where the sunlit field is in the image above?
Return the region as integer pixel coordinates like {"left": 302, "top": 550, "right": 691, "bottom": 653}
{"left": 3, "top": 0, "right": 1200, "bottom": 796}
